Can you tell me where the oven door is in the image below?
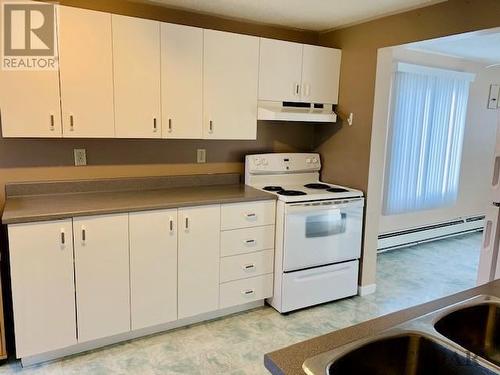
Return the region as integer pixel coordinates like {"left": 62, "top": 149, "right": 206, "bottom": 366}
{"left": 283, "top": 198, "right": 364, "bottom": 272}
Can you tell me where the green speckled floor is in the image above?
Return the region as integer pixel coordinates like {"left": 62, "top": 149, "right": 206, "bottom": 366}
{"left": 0, "top": 232, "right": 481, "bottom": 375}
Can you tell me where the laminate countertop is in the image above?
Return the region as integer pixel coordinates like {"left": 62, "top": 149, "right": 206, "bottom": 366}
{"left": 264, "top": 279, "right": 500, "bottom": 375}
{"left": 2, "top": 184, "right": 276, "bottom": 224}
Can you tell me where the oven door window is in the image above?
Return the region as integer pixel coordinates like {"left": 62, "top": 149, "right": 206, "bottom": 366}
{"left": 306, "top": 212, "right": 346, "bottom": 238}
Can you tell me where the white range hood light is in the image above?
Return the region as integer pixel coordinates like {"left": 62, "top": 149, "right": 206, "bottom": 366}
{"left": 257, "top": 101, "right": 337, "bottom": 123}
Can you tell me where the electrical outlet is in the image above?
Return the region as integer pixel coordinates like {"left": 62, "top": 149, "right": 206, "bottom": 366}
{"left": 197, "top": 149, "right": 206, "bottom": 163}
{"left": 74, "top": 149, "right": 87, "bottom": 166}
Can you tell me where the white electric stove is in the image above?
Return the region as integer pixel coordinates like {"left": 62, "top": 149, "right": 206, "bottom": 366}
{"left": 245, "top": 153, "right": 364, "bottom": 313}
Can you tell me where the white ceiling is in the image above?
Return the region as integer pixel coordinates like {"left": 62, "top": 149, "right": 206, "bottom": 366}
{"left": 408, "top": 29, "right": 500, "bottom": 65}
{"left": 148, "top": 0, "right": 443, "bottom": 31}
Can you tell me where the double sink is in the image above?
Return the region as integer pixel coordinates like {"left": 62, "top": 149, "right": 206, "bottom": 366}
{"left": 303, "top": 295, "right": 500, "bottom": 374}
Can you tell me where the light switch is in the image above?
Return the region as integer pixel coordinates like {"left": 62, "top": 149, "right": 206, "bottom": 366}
{"left": 488, "top": 84, "right": 500, "bottom": 109}
{"left": 197, "top": 149, "right": 206, "bottom": 163}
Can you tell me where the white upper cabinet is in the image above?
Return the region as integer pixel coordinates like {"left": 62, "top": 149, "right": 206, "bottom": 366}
{"left": 112, "top": 15, "right": 161, "bottom": 138}
{"left": 73, "top": 214, "right": 130, "bottom": 342}
{"left": 203, "top": 30, "right": 259, "bottom": 140}
{"left": 259, "top": 38, "right": 303, "bottom": 102}
{"left": 0, "top": 0, "right": 61, "bottom": 138}
{"left": 301, "top": 45, "right": 341, "bottom": 104}
{"left": 8, "top": 219, "right": 76, "bottom": 357}
{"left": 129, "top": 209, "right": 178, "bottom": 330}
{"left": 59, "top": 6, "right": 114, "bottom": 137}
{"left": 161, "top": 23, "right": 203, "bottom": 139}
{"left": 178, "top": 205, "right": 220, "bottom": 319}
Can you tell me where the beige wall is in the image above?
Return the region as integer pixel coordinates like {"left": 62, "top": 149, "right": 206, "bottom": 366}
{"left": 316, "top": 0, "right": 500, "bottom": 287}
{"left": 378, "top": 49, "right": 499, "bottom": 234}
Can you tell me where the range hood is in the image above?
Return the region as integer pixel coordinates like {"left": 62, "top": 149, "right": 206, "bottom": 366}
{"left": 257, "top": 101, "right": 337, "bottom": 123}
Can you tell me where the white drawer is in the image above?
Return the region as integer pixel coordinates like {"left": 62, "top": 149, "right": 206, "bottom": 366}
{"left": 220, "top": 249, "right": 274, "bottom": 283}
{"left": 220, "top": 225, "right": 275, "bottom": 257}
{"left": 219, "top": 274, "right": 273, "bottom": 309}
{"left": 221, "top": 200, "right": 275, "bottom": 230}
{"left": 282, "top": 260, "right": 359, "bottom": 313}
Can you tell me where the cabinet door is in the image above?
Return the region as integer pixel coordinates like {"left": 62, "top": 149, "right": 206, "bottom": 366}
{"left": 301, "top": 45, "right": 341, "bottom": 104}
{"left": 112, "top": 15, "right": 161, "bottom": 138}
{"left": 203, "top": 30, "right": 259, "bottom": 140}
{"left": 73, "top": 214, "right": 130, "bottom": 342}
{"left": 8, "top": 219, "right": 76, "bottom": 357}
{"left": 259, "top": 38, "right": 303, "bottom": 102}
{"left": 178, "top": 205, "right": 220, "bottom": 319}
{"left": 59, "top": 7, "right": 114, "bottom": 138}
{"left": 129, "top": 209, "right": 177, "bottom": 330}
{"left": 161, "top": 23, "right": 203, "bottom": 139}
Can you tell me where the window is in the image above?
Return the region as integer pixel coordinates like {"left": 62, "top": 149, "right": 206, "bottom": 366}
{"left": 383, "top": 63, "right": 474, "bottom": 215}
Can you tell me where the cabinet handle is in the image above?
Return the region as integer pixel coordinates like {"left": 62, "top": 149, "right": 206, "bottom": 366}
{"left": 295, "top": 83, "right": 300, "bottom": 96}
{"left": 69, "top": 114, "right": 74, "bottom": 131}
{"left": 242, "top": 263, "right": 255, "bottom": 271}
{"left": 244, "top": 239, "right": 256, "bottom": 245}
{"left": 185, "top": 217, "right": 189, "bottom": 230}
{"left": 153, "top": 118, "right": 158, "bottom": 132}
{"left": 168, "top": 119, "right": 172, "bottom": 133}
{"left": 50, "top": 114, "right": 55, "bottom": 131}
{"left": 241, "top": 289, "right": 255, "bottom": 295}
{"left": 209, "top": 120, "right": 213, "bottom": 133}
{"left": 60, "top": 229, "right": 65, "bottom": 245}
{"left": 169, "top": 217, "right": 174, "bottom": 232}
{"left": 245, "top": 213, "right": 257, "bottom": 219}
{"left": 82, "top": 226, "right": 86, "bottom": 242}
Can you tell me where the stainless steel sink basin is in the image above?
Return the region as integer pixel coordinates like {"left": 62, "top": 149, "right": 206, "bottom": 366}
{"left": 307, "top": 333, "right": 497, "bottom": 375}
{"left": 303, "top": 295, "right": 500, "bottom": 375}
{"left": 435, "top": 303, "right": 500, "bottom": 367}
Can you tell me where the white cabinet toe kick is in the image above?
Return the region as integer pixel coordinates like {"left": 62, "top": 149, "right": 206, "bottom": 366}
{"left": 7, "top": 200, "right": 276, "bottom": 364}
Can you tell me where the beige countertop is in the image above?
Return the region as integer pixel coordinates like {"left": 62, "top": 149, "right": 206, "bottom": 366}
{"left": 2, "top": 183, "right": 275, "bottom": 224}
{"left": 264, "top": 280, "right": 500, "bottom": 374}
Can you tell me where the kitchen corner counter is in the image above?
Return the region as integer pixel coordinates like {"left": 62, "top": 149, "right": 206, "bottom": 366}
{"left": 264, "top": 280, "right": 500, "bottom": 375}
{"left": 2, "top": 175, "right": 276, "bottom": 224}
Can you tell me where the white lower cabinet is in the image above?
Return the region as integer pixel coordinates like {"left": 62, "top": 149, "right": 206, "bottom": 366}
{"left": 129, "top": 209, "right": 178, "bottom": 329}
{"left": 8, "top": 219, "right": 76, "bottom": 358}
{"left": 7, "top": 200, "right": 275, "bottom": 361}
{"left": 73, "top": 214, "right": 130, "bottom": 342}
{"left": 178, "top": 205, "right": 221, "bottom": 319}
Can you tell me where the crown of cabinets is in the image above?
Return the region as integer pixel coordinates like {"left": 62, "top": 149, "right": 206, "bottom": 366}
{"left": 0, "top": 5, "right": 341, "bottom": 140}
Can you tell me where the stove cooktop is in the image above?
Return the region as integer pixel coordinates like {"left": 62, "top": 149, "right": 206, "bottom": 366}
{"left": 255, "top": 182, "right": 363, "bottom": 202}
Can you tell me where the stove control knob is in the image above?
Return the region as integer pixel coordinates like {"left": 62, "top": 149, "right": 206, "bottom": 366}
{"left": 306, "top": 158, "right": 312, "bottom": 164}
{"left": 262, "top": 158, "right": 268, "bottom": 166}
{"left": 254, "top": 158, "right": 261, "bottom": 166}
{"left": 312, "top": 157, "right": 319, "bottom": 164}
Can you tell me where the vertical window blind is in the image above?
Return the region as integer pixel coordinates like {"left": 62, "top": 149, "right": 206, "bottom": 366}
{"left": 383, "top": 63, "right": 475, "bottom": 215}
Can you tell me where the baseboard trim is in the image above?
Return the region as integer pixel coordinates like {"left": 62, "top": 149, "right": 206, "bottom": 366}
{"left": 21, "top": 300, "right": 264, "bottom": 367}
{"left": 358, "top": 284, "right": 376, "bottom": 296}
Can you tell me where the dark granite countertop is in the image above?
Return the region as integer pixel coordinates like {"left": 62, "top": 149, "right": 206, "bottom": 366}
{"left": 264, "top": 280, "right": 500, "bottom": 375}
{"left": 2, "top": 174, "right": 276, "bottom": 224}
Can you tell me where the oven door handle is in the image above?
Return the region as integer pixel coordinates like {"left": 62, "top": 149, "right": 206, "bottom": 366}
{"left": 286, "top": 199, "right": 363, "bottom": 214}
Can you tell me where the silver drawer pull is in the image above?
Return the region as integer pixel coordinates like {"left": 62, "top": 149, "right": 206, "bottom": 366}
{"left": 209, "top": 120, "right": 213, "bottom": 133}
{"left": 168, "top": 118, "right": 172, "bottom": 132}
{"left": 153, "top": 118, "right": 158, "bottom": 132}
{"left": 81, "top": 226, "right": 86, "bottom": 242}
{"left": 50, "top": 114, "right": 55, "bottom": 130}
{"left": 70, "top": 114, "right": 74, "bottom": 130}
{"left": 169, "top": 217, "right": 174, "bottom": 232}
{"left": 245, "top": 213, "right": 257, "bottom": 219}
{"left": 244, "top": 239, "right": 256, "bottom": 245}
{"left": 60, "top": 229, "right": 65, "bottom": 245}
{"left": 185, "top": 217, "right": 189, "bottom": 230}
{"left": 242, "top": 263, "right": 255, "bottom": 270}
{"left": 241, "top": 289, "right": 254, "bottom": 295}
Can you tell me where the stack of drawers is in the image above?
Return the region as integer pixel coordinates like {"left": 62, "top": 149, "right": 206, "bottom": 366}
{"left": 219, "top": 200, "right": 276, "bottom": 309}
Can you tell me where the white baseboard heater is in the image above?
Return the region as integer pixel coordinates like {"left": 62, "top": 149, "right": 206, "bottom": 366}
{"left": 378, "top": 215, "right": 485, "bottom": 252}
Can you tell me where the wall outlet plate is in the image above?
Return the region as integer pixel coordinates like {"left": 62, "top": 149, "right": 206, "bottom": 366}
{"left": 197, "top": 149, "right": 206, "bottom": 163}
{"left": 74, "top": 149, "right": 87, "bottom": 166}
